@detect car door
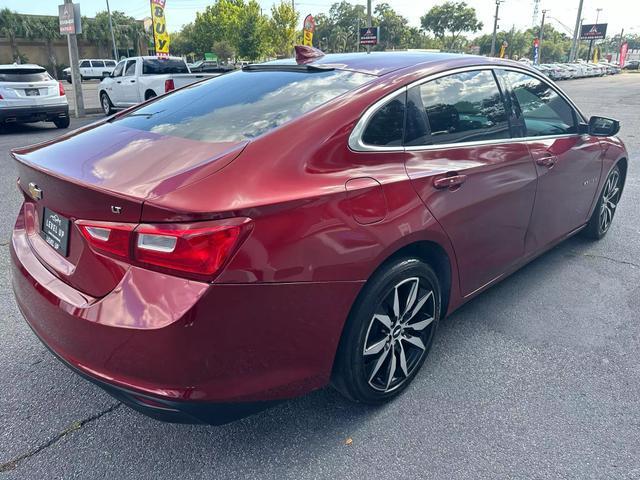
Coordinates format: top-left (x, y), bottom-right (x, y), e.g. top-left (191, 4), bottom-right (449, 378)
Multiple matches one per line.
top-left (496, 69), bottom-right (603, 253)
top-left (78, 60), bottom-right (91, 79)
top-left (90, 60), bottom-right (105, 79)
top-left (105, 60), bottom-right (125, 106)
top-left (403, 68), bottom-right (538, 297)
top-left (114, 59), bottom-right (139, 106)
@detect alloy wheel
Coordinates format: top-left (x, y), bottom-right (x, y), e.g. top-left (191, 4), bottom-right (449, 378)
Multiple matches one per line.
top-left (363, 277), bottom-right (436, 392)
top-left (599, 169), bottom-right (621, 233)
top-left (101, 95), bottom-right (110, 115)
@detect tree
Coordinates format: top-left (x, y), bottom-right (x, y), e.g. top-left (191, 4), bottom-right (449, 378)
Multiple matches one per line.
top-left (421, 1), bottom-right (482, 51)
top-left (28, 17), bottom-right (62, 77)
top-left (193, 0), bottom-right (243, 57)
top-left (270, 1), bottom-right (298, 58)
top-left (212, 40), bottom-right (235, 63)
top-left (374, 3), bottom-right (408, 50)
top-left (0, 8), bottom-right (35, 62)
top-left (236, 0), bottom-right (270, 60)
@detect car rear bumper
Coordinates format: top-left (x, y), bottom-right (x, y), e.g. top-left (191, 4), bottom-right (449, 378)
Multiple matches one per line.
top-left (0, 104), bottom-right (69, 124)
top-left (11, 210), bottom-right (362, 423)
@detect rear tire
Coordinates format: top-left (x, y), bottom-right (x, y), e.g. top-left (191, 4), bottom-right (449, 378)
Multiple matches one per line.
top-left (145, 90), bottom-right (157, 101)
top-left (100, 92), bottom-right (114, 116)
top-left (53, 117), bottom-right (70, 129)
top-left (332, 257), bottom-right (441, 404)
top-left (582, 165), bottom-right (622, 240)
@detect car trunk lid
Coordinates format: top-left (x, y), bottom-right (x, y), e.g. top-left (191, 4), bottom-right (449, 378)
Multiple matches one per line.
top-left (12, 121), bottom-right (247, 297)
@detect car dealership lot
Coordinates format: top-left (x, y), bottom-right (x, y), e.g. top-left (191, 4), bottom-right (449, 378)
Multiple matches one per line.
top-left (1, 74), bottom-right (639, 479)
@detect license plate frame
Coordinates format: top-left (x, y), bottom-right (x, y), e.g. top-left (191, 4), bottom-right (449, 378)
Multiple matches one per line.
top-left (25, 88), bottom-right (40, 96)
top-left (40, 208), bottom-right (70, 257)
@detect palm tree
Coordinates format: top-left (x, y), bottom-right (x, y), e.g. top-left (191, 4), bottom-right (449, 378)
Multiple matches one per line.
top-left (0, 9), bottom-right (32, 62)
top-left (28, 17), bottom-right (62, 77)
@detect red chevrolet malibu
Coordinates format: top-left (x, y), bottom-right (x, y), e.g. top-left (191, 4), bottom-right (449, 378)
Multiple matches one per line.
top-left (11, 50), bottom-right (627, 424)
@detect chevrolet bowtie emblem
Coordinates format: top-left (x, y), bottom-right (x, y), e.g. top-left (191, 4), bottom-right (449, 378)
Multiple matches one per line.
top-left (28, 182), bottom-right (43, 200)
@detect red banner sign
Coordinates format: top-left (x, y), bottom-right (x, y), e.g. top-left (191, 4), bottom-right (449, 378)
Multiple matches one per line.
top-left (619, 42), bottom-right (629, 68)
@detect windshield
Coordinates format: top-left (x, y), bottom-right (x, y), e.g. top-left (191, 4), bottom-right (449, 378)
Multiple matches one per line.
top-left (0, 68), bottom-right (51, 82)
top-left (142, 58), bottom-right (189, 75)
top-left (113, 68), bottom-right (374, 143)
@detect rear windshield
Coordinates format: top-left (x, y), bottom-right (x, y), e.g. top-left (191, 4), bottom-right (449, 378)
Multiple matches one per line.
top-left (113, 68), bottom-right (373, 142)
top-left (142, 59), bottom-right (189, 75)
top-left (0, 68), bottom-right (51, 82)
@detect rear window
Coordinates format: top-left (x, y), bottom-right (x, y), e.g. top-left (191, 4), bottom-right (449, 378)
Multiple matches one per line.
top-left (91, 60), bottom-right (105, 67)
top-left (114, 68), bottom-right (373, 142)
top-left (142, 59), bottom-right (189, 75)
top-left (0, 68), bottom-right (51, 82)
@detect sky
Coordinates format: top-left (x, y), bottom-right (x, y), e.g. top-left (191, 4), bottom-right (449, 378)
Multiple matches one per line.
top-left (2, 0), bottom-right (639, 37)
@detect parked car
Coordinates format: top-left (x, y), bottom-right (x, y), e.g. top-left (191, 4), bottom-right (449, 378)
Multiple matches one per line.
top-left (623, 60), bottom-right (639, 70)
top-left (189, 60), bottom-right (235, 74)
top-left (0, 63), bottom-right (69, 128)
top-left (98, 56), bottom-right (217, 115)
top-left (11, 51), bottom-right (627, 424)
top-left (63, 59), bottom-right (117, 83)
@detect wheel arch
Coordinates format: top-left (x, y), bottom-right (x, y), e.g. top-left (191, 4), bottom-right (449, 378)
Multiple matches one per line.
top-left (144, 89), bottom-right (157, 100)
top-left (616, 156), bottom-right (628, 195)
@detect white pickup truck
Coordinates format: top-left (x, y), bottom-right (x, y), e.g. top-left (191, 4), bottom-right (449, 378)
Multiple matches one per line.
top-left (98, 56), bottom-right (217, 115)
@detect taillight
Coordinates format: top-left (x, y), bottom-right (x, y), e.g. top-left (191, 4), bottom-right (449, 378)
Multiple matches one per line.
top-left (77, 218), bottom-right (251, 281)
top-left (77, 221), bottom-right (135, 259)
top-left (164, 79), bottom-right (175, 93)
top-left (58, 81), bottom-right (65, 96)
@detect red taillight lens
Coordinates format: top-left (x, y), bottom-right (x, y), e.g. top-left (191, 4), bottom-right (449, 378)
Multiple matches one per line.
top-left (164, 79), bottom-right (175, 93)
top-left (76, 218), bottom-right (251, 280)
top-left (134, 222), bottom-right (243, 278)
top-left (77, 221), bottom-right (135, 259)
top-left (58, 81), bottom-right (65, 96)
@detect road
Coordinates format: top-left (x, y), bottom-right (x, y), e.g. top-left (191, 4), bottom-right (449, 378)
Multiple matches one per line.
top-left (62, 80), bottom-right (102, 114)
top-left (1, 75), bottom-right (639, 479)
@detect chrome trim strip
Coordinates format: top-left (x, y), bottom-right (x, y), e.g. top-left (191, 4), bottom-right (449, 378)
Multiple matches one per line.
top-left (348, 63), bottom-right (588, 154)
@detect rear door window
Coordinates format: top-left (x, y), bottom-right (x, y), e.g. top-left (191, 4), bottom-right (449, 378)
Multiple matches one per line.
top-left (497, 70), bottom-right (577, 137)
top-left (0, 68), bottom-right (51, 82)
top-left (91, 60), bottom-right (105, 68)
top-left (114, 68), bottom-right (373, 142)
top-left (105, 60), bottom-right (116, 67)
top-left (79, 60), bottom-right (91, 68)
top-left (361, 95), bottom-right (406, 147)
top-left (412, 70), bottom-right (510, 145)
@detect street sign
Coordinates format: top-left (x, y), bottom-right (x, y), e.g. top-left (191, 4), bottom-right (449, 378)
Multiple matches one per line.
top-left (359, 27), bottom-right (379, 46)
top-left (580, 23), bottom-right (607, 40)
top-left (58, 3), bottom-right (82, 35)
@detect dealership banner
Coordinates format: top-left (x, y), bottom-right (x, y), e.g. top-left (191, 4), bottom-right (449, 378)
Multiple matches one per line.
top-left (580, 23), bottom-right (607, 40)
top-left (150, 0), bottom-right (170, 57)
top-left (359, 27), bottom-right (379, 46)
top-left (619, 42), bottom-right (629, 68)
top-left (303, 15), bottom-right (315, 47)
top-left (58, 2), bottom-right (82, 35)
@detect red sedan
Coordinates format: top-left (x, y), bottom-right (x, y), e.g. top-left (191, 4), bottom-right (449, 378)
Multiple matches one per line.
top-left (11, 50), bottom-right (627, 424)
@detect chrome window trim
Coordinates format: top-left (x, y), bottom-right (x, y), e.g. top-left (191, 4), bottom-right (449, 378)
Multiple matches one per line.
top-left (348, 63), bottom-right (587, 154)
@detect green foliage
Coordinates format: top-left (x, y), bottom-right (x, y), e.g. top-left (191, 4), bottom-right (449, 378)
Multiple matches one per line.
top-left (82, 11), bottom-right (149, 58)
top-left (270, 1), bottom-right (298, 57)
top-left (421, 1), bottom-right (482, 51)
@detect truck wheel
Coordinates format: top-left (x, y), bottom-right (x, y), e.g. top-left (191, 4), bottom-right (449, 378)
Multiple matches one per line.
top-left (145, 91), bottom-right (157, 101)
top-left (53, 117), bottom-right (70, 129)
top-left (100, 92), bottom-right (114, 116)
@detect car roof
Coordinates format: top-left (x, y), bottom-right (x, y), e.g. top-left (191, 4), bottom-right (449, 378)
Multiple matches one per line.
top-left (264, 51), bottom-right (524, 76)
top-left (0, 63), bottom-right (45, 70)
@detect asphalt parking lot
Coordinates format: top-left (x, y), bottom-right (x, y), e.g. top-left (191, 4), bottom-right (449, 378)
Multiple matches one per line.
top-left (1, 74), bottom-right (639, 479)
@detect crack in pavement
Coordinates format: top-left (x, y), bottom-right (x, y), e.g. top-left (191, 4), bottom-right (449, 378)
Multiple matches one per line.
top-left (581, 253), bottom-right (640, 269)
top-left (0, 403), bottom-right (122, 473)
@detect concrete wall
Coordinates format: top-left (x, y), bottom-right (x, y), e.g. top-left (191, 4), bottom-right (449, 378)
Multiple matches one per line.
top-left (0, 38), bottom-right (104, 66)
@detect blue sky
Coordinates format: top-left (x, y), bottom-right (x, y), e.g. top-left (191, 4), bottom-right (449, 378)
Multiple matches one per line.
top-left (2, 0), bottom-right (638, 36)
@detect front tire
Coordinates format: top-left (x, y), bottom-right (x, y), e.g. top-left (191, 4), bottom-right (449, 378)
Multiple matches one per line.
top-left (100, 92), bottom-right (114, 116)
top-left (582, 165), bottom-right (622, 239)
top-left (332, 258), bottom-right (441, 404)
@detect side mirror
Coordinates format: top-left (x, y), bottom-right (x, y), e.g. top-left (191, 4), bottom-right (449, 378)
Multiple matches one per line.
top-left (588, 116), bottom-right (620, 137)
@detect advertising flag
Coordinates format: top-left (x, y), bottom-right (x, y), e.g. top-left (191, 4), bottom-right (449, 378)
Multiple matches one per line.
top-left (150, 0), bottom-right (170, 57)
top-left (619, 42), bottom-right (629, 68)
top-left (303, 15), bottom-right (315, 47)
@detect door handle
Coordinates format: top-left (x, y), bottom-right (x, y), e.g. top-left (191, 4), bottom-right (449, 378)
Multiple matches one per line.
top-left (116, 80), bottom-right (121, 84)
top-left (130, 80), bottom-right (136, 83)
top-left (434, 174), bottom-right (467, 190)
top-left (535, 155), bottom-right (557, 168)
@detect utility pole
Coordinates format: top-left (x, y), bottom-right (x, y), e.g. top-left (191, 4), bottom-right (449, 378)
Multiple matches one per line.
top-left (65, 0), bottom-right (84, 117)
top-left (586, 8), bottom-right (602, 62)
top-left (490, 1), bottom-right (502, 57)
top-left (539, 9), bottom-right (547, 64)
top-left (106, 0), bottom-right (118, 60)
top-left (366, 0), bottom-right (372, 54)
top-left (569, 0), bottom-right (584, 62)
